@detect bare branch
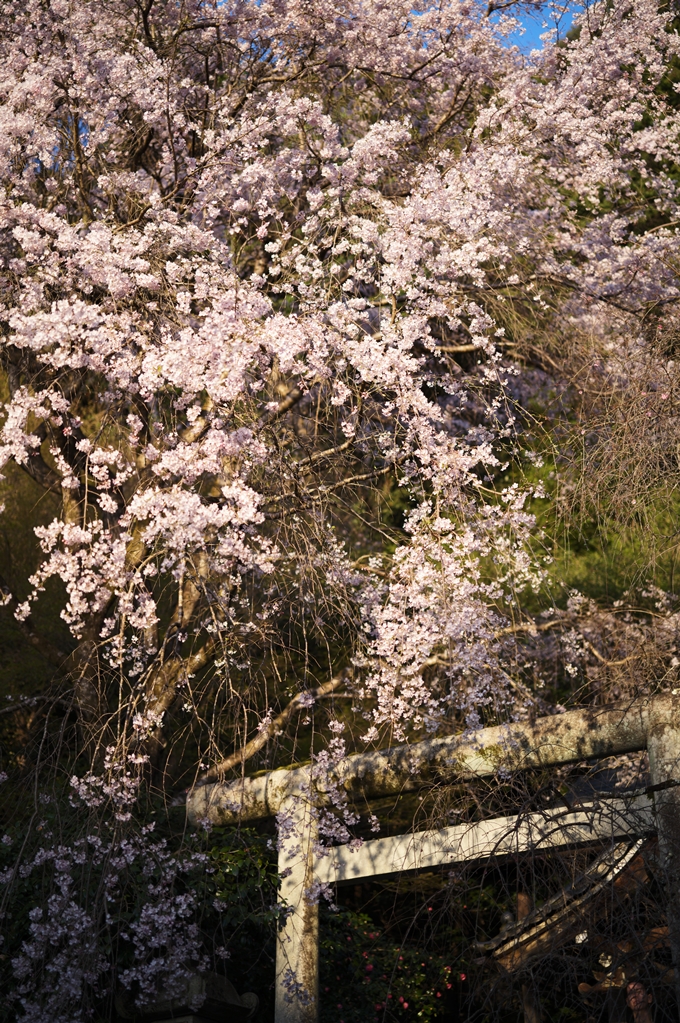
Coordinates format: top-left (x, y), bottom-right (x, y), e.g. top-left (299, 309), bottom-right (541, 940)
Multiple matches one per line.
top-left (200, 670), bottom-right (348, 783)
top-left (435, 342), bottom-right (517, 353)
top-left (294, 437), bottom-right (353, 469)
top-left (256, 386), bottom-right (304, 429)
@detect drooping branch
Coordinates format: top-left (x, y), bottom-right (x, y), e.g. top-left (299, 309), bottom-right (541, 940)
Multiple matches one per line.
top-left (0, 575), bottom-right (68, 669)
top-left (139, 637), bottom-right (218, 757)
top-left (256, 385), bottom-right (304, 429)
top-left (199, 670), bottom-right (349, 784)
top-left (9, 422), bottom-right (62, 493)
top-left (0, 693), bottom-right (71, 716)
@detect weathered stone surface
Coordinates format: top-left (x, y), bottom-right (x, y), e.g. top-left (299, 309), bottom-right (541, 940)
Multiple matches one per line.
top-left (647, 697), bottom-right (680, 1012)
top-left (275, 796), bottom-right (319, 1023)
top-left (187, 696), bottom-right (665, 825)
top-left (314, 795), bottom-right (654, 886)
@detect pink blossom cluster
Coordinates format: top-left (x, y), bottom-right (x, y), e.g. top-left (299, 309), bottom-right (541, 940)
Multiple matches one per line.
top-left (0, 0), bottom-right (679, 1010)
top-left (359, 491), bottom-right (541, 740)
top-left (3, 760), bottom-right (209, 1023)
top-left (0, 0), bottom-right (676, 699)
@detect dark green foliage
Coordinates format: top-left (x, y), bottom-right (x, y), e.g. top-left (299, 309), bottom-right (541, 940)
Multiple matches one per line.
top-left (204, 827), bottom-right (282, 1014)
top-left (319, 906), bottom-right (451, 1023)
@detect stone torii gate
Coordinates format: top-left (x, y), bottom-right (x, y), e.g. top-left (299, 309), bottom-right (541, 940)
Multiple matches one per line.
top-left (187, 695), bottom-right (680, 1023)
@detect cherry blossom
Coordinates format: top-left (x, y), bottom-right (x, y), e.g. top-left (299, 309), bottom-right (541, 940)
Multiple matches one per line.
top-left (0, 0), bottom-right (678, 1016)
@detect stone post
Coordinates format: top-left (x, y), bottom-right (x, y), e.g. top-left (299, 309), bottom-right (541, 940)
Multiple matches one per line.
top-left (275, 794), bottom-right (320, 1023)
top-left (647, 698), bottom-right (680, 1019)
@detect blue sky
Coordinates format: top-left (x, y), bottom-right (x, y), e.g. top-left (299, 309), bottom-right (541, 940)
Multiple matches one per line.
top-left (493, 3), bottom-right (576, 53)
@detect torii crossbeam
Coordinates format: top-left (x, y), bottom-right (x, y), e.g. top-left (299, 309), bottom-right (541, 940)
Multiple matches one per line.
top-left (187, 694), bottom-right (680, 1023)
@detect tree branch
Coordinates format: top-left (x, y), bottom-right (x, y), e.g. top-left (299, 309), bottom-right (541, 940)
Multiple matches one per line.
top-left (199, 670), bottom-right (348, 783)
top-left (265, 462), bottom-right (395, 506)
top-left (434, 342), bottom-right (517, 354)
top-left (294, 437), bottom-right (354, 469)
top-left (9, 422), bottom-right (62, 492)
top-left (0, 575), bottom-right (68, 668)
top-left (146, 639), bottom-right (216, 720)
top-left (0, 694), bottom-right (73, 716)
top-left (256, 385), bottom-right (303, 429)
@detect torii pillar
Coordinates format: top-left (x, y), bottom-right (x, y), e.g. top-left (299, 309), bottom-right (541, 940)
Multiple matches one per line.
top-left (188, 694), bottom-right (680, 1022)
top-left (648, 698), bottom-right (680, 1005)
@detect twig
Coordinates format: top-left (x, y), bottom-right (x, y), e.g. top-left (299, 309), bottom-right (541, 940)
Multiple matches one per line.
top-left (0, 695), bottom-right (55, 716)
top-left (199, 671), bottom-right (348, 783)
top-left (582, 639), bottom-right (637, 668)
top-left (265, 462), bottom-right (395, 505)
top-left (294, 437), bottom-right (354, 469)
top-left (496, 619), bottom-right (563, 637)
top-left (435, 342), bottom-right (517, 353)
top-left (257, 386), bottom-right (304, 429)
